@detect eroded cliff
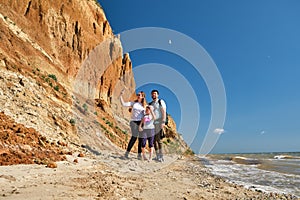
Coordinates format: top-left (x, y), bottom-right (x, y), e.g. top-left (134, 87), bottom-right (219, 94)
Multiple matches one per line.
top-left (0, 0), bottom-right (192, 165)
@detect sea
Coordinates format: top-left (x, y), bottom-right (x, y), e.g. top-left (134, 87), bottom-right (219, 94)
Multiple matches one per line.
top-left (201, 152), bottom-right (300, 197)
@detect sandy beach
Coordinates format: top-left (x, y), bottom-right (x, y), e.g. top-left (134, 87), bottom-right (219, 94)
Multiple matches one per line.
top-left (1, 151), bottom-right (298, 200)
top-left (1, 1), bottom-right (299, 199)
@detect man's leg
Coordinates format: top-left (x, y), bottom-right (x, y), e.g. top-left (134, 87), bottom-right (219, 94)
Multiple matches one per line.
top-left (157, 129), bottom-right (164, 162)
top-left (154, 123), bottom-right (164, 161)
top-left (153, 124), bottom-right (160, 159)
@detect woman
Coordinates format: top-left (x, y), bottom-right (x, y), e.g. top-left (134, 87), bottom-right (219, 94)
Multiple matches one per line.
top-left (120, 90), bottom-right (146, 159)
top-left (139, 105), bottom-right (156, 161)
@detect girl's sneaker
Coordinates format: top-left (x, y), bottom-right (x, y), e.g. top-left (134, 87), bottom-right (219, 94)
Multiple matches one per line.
top-left (142, 154), bottom-right (148, 161)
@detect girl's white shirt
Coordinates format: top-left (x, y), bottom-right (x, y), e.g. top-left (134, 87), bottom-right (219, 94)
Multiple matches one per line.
top-left (143, 114), bottom-right (155, 129)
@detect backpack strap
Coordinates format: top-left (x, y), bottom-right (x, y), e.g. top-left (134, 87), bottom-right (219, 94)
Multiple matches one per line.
top-left (149, 99), bottom-right (162, 106)
top-left (158, 99), bottom-right (162, 107)
top-left (149, 99), bottom-right (163, 109)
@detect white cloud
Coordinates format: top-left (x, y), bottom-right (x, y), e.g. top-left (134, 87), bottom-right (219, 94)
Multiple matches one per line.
top-left (214, 128), bottom-right (225, 134)
top-left (260, 130), bottom-right (266, 135)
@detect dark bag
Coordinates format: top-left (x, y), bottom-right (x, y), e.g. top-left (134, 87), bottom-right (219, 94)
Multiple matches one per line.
top-left (160, 129), bottom-right (166, 139)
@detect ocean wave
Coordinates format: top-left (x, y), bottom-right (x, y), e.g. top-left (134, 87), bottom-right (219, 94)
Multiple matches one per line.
top-left (231, 156), bottom-right (261, 165)
top-left (205, 158), bottom-right (300, 198)
top-left (274, 155), bottom-right (300, 159)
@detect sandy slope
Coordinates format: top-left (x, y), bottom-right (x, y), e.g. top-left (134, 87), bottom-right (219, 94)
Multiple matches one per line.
top-left (0, 151), bottom-right (298, 200)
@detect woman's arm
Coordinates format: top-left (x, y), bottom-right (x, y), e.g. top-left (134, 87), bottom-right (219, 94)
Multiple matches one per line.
top-left (120, 94), bottom-right (132, 107)
top-left (139, 118), bottom-right (144, 132)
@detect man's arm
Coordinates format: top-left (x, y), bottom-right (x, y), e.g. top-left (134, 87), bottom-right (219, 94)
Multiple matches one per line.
top-left (160, 106), bottom-right (166, 123)
top-left (160, 99), bottom-right (167, 125)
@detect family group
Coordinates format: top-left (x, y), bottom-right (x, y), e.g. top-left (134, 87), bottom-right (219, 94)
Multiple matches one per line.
top-left (120, 90), bottom-right (167, 162)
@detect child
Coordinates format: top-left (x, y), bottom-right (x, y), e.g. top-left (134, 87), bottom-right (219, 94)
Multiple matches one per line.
top-left (139, 105), bottom-right (156, 161)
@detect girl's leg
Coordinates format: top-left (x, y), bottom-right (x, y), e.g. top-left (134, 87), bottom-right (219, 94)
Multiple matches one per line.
top-left (141, 134), bottom-right (147, 161)
top-left (142, 147), bottom-right (147, 161)
top-left (148, 129), bottom-right (155, 161)
top-left (149, 147), bottom-right (154, 161)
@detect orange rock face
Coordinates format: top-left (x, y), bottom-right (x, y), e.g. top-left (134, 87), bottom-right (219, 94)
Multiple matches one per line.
top-left (0, 0), bottom-right (192, 165)
top-left (0, 0), bottom-right (112, 78)
top-left (0, 0), bottom-right (137, 163)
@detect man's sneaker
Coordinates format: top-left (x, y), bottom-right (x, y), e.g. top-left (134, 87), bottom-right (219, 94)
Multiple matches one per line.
top-left (154, 155), bottom-right (163, 162)
top-left (158, 156), bottom-right (164, 163)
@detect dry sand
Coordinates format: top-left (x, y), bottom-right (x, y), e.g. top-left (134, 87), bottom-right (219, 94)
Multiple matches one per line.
top-left (0, 151), bottom-right (298, 200)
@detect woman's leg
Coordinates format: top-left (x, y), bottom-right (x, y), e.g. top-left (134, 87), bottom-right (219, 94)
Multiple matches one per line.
top-left (125, 136), bottom-right (137, 157)
top-left (124, 121), bottom-right (140, 157)
top-left (138, 136), bottom-right (143, 156)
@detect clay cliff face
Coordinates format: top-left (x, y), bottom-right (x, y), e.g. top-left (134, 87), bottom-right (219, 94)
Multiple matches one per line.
top-left (0, 0), bottom-right (135, 159)
top-left (0, 0), bottom-right (136, 115)
top-left (0, 0), bottom-right (111, 77)
top-left (0, 0), bottom-right (192, 165)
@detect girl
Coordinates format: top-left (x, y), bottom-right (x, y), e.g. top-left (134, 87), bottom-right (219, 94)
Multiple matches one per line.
top-left (139, 105), bottom-right (156, 161)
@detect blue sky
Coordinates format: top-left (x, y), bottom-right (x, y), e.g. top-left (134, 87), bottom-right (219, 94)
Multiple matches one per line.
top-left (98, 0), bottom-right (300, 154)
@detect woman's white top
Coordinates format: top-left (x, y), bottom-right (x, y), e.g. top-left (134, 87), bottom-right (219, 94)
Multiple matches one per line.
top-left (122, 101), bottom-right (145, 121)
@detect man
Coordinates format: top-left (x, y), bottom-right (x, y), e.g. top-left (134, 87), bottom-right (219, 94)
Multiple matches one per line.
top-left (149, 89), bottom-right (167, 162)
